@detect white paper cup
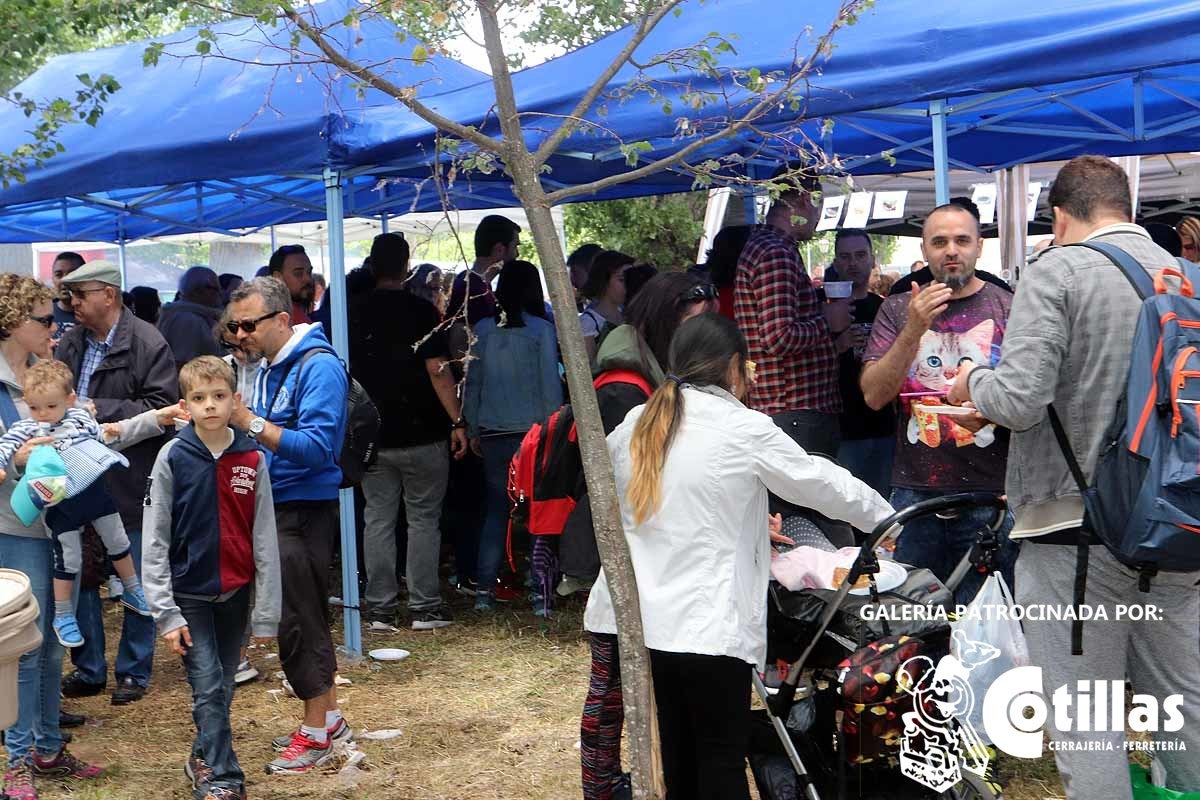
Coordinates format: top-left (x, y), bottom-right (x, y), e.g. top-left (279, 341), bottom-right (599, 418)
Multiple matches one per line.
top-left (824, 281), bottom-right (853, 299)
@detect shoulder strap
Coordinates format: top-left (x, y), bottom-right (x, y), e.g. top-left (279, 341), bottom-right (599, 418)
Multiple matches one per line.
top-left (0, 386), bottom-right (19, 429)
top-left (1068, 240), bottom-right (1155, 300)
top-left (265, 347), bottom-right (347, 420)
top-left (1046, 406), bottom-right (1089, 496)
top-left (594, 369), bottom-right (653, 398)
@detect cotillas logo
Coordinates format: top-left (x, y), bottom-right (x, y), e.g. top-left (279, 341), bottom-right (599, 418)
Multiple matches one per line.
top-left (897, 631), bottom-right (1185, 792)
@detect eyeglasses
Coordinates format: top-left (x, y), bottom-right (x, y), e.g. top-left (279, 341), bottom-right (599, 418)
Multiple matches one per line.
top-left (27, 314), bottom-right (54, 328)
top-left (67, 287), bottom-right (108, 300)
top-left (225, 311), bottom-right (281, 335)
top-left (680, 284), bottom-right (718, 303)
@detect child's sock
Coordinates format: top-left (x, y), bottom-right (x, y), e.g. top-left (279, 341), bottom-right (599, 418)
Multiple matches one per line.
top-left (54, 600), bottom-right (73, 618)
top-left (120, 574), bottom-right (140, 592)
top-left (325, 709), bottom-right (343, 729)
top-left (300, 724), bottom-right (329, 745)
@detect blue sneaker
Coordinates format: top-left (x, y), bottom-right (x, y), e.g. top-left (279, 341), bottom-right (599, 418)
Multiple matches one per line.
top-left (120, 586), bottom-right (152, 617)
top-left (474, 591), bottom-right (495, 612)
top-left (53, 614), bottom-right (85, 648)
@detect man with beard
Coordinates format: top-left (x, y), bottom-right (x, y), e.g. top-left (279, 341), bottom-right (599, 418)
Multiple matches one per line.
top-left (267, 245), bottom-right (316, 325)
top-left (860, 204), bottom-right (1018, 604)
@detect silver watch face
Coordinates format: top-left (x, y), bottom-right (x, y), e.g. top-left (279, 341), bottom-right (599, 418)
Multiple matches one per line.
top-left (249, 418), bottom-right (266, 435)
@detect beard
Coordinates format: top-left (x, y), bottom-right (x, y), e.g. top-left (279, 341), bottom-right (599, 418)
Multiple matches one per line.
top-left (934, 265), bottom-right (975, 291)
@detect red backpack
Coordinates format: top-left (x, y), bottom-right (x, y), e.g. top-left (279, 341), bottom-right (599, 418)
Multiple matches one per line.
top-left (506, 370), bottom-right (653, 566)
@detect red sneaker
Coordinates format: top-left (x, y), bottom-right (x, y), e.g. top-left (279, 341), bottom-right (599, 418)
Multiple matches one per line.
top-left (2, 762), bottom-right (36, 800)
top-left (265, 731), bottom-right (334, 775)
top-left (30, 748), bottom-right (102, 779)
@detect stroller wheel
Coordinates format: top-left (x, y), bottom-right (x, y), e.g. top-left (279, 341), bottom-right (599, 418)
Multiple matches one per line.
top-left (941, 771), bottom-right (1001, 800)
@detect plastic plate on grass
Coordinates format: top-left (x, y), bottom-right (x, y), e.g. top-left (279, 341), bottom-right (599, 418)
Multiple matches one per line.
top-left (913, 403), bottom-right (976, 417)
top-left (368, 648), bottom-right (410, 662)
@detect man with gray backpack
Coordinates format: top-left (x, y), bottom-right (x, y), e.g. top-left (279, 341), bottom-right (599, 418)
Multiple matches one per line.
top-left (950, 155), bottom-right (1200, 799)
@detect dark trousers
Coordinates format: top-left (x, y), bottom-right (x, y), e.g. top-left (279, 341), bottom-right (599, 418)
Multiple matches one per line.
top-left (649, 650), bottom-right (752, 800)
top-left (71, 527), bottom-right (154, 688)
top-left (581, 632), bottom-right (624, 800)
top-left (770, 410), bottom-right (841, 458)
top-left (177, 587), bottom-right (250, 792)
top-left (276, 500), bottom-right (338, 700)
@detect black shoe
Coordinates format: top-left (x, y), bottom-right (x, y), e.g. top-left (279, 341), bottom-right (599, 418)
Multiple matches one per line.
top-left (61, 730), bottom-right (73, 744)
top-left (59, 710), bottom-right (85, 728)
top-left (60, 670), bottom-right (105, 698)
top-left (110, 676), bottom-right (146, 706)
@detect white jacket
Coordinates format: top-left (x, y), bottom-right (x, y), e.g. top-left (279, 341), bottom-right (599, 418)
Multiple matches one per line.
top-left (583, 385), bottom-right (894, 668)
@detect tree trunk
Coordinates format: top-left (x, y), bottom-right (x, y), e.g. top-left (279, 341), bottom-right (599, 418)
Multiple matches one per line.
top-left (508, 160), bottom-right (664, 800)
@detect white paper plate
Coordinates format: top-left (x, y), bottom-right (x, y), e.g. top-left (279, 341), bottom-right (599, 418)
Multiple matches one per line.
top-left (368, 648), bottom-right (410, 662)
top-left (841, 559), bottom-right (907, 596)
top-left (913, 403), bottom-right (975, 417)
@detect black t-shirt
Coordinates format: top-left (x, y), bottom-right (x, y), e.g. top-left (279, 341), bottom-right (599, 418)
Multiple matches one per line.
top-left (838, 293), bottom-right (895, 441)
top-left (889, 267), bottom-right (1011, 296)
top-left (349, 289), bottom-right (450, 449)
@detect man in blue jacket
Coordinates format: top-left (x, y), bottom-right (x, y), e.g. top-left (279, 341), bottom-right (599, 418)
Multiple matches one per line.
top-left (225, 277), bottom-right (350, 775)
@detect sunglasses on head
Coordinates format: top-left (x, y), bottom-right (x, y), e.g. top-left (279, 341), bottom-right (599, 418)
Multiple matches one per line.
top-left (28, 314), bottom-right (54, 328)
top-left (225, 311), bottom-right (281, 335)
top-left (680, 284), bottom-right (718, 303)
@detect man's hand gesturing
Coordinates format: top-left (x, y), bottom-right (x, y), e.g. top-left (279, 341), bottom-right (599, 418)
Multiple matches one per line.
top-left (904, 282), bottom-right (953, 334)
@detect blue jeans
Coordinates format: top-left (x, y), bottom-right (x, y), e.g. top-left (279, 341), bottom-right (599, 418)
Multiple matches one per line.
top-left (890, 487), bottom-right (1018, 606)
top-left (72, 528), bottom-right (154, 687)
top-left (0, 533), bottom-right (64, 764)
top-left (177, 587), bottom-right (250, 792)
top-left (836, 436), bottom-right (895, 498)
top-left (475, 434), bottom-right (524, 593)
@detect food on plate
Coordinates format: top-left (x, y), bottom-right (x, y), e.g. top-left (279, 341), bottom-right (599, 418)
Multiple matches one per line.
top-left (833, 566), bottom-right (872, 591)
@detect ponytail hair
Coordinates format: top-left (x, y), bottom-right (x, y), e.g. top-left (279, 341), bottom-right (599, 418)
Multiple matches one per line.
top-left (626, 313), bottom-right (749, 524)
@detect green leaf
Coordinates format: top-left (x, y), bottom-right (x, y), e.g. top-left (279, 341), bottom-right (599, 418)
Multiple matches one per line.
top-left (196, 40), bottom-right (211, 55)
top-left (412, 44), bottom-right (429, 65)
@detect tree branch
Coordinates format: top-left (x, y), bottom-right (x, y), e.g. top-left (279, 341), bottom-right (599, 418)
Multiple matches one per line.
top-left (280, 2), bottom-right (504, 154)
top-left (531, 0), bottom-right (684, 168)
top-left (544, 2), bottom-right (863, 204)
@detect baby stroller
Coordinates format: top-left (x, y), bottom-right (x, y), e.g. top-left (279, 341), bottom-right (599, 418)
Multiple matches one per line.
top-left (752, 492), bottom-right (1009, 800)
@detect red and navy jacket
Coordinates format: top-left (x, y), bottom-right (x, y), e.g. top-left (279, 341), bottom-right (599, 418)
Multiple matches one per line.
top-left (156, 425), bottom-right (262, 597)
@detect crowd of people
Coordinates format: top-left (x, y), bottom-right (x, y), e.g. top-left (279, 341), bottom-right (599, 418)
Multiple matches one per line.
top-left (0, 158), bottom-right (1197, 800)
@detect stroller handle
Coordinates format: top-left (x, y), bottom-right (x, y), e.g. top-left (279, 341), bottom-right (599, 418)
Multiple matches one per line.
top-left (845, 491), bottom-right (1008, 588)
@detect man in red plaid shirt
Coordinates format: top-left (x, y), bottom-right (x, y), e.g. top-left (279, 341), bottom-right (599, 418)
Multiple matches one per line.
top-left (734, 173), bottom-right (851, 457)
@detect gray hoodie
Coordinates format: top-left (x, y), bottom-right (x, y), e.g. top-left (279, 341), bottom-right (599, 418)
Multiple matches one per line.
top-left (968, 225), bottom-right (1173, 538)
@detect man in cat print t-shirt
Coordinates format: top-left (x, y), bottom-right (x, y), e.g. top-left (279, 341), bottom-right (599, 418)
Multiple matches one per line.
top-left (860, 203), bottom-right (1018, 604)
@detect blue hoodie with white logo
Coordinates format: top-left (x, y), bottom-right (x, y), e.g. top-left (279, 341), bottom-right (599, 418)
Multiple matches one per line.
top-left (250, 323), bottom-right (347, 503)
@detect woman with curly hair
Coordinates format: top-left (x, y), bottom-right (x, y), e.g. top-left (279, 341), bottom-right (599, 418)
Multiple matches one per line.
top-left (0, 273), bottom-right (103, 799)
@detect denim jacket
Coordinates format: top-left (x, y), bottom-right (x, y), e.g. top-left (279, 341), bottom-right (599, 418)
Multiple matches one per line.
top-left (464, 316), bottom-right (563, 437)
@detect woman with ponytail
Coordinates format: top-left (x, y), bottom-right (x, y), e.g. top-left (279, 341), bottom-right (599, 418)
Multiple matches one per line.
top-left (584, 312), bottom-right (893, 800)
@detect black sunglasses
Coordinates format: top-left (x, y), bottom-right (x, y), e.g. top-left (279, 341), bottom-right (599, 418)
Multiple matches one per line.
top-left (680, 284), bottom-right (718, 304)
top-left (67, 287), bottom-right (108, 301)
top-left (28, 314), bottom-right (55, 328)
top-left (225, 311), bottom-right (281, 335)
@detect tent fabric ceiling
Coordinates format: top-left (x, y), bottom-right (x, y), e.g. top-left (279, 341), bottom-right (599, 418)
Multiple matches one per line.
top-left (2, 0), bottom-right (1200, 242)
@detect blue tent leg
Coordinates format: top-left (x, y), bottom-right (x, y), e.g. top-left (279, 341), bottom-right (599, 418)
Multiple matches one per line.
top-left (323, 168), bottom-right (363, 658)
top-left (930, 98), bottom-right (950, 205)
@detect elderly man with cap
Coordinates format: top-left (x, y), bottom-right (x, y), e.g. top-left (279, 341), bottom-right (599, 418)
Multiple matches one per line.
top-left (55, 260), bottom-right (179, 706)
top-left (157, 266), bottom-right (223, 368)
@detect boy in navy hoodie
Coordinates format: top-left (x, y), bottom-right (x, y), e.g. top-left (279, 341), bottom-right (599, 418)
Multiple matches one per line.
top-left (143, 356), bottom-right (281, 800)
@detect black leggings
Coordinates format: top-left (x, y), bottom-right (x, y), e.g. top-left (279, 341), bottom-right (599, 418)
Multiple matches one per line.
top-left (649, 650), bottom-right (752, 800)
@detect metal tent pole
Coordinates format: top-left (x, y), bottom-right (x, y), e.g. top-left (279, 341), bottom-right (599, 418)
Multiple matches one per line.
top-left (930, 99), bottom-right (951, 205)
top-left (269, 225), bottom-right (277, 253)
top-left (379, 214), bottom-right (389, 234)
top-left (323, 168), bottom-right (362, 657)
top-left (117, 221), bottom-right (128, 288)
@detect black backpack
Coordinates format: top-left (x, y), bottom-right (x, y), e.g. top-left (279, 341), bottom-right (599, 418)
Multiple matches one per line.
top-left (266, 347), bottom-right (380, 487)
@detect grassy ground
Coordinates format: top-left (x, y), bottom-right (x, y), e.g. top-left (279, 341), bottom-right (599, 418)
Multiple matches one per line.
top-left (18, 591), bottom-right (1076, 800)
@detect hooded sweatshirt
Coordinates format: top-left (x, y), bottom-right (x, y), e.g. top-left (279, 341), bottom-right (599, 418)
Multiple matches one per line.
top-left (142, 423), bottom-right (281, 637)
top-left (592, 324), bottom-right (664, 432)
top-left (157, 300), bottom-right (222, 368)
top-left (249, 323), bottom-right (347, 503)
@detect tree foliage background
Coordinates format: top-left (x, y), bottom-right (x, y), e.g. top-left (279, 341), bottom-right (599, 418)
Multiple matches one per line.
top-left (565, 192), bottom-right (707, 269)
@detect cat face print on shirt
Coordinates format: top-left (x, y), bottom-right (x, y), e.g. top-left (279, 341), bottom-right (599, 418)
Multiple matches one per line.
top-left (904, 320), bottom-right (1001, 450)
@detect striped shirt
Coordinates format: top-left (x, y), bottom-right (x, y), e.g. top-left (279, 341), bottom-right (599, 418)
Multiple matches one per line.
top-left (77, 324), bottom-right (117, 400)
top-left (733, 225), bottom-right (840, 416)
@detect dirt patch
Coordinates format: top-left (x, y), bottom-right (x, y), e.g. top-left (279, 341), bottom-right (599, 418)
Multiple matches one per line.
top-left (19, 595), bottom-right (1067, 800)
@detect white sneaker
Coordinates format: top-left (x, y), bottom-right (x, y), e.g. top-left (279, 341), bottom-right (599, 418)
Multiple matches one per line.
top-left (234, 660), bottom-right (259, 685)
top-left (105, 576), bottom-right (123, 602)
top-left (366, 620), bottom-right (400, 634)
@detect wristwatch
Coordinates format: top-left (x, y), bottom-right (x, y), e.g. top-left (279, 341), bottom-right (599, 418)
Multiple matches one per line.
top-left (247, 416), bottom-right (267, 440)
